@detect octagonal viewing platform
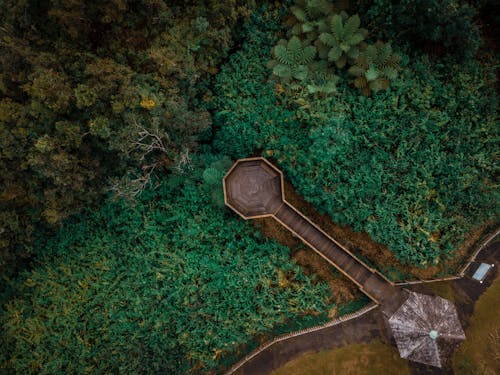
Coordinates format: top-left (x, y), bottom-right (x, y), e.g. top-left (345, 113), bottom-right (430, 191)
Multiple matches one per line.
top-left (223, 158), bottom-right (285, 219)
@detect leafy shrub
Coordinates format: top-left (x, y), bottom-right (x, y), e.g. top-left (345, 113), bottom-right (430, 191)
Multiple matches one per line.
top-left (268, 36), bottom-right (317, 82)
top-left (287, 0), bottom-right (334, 42)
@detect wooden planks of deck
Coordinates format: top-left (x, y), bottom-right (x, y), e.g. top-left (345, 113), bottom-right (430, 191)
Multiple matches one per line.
top-left (223, 158), bottom-right (406, 309)
top-left (274, 202), bottom-right (404, 309)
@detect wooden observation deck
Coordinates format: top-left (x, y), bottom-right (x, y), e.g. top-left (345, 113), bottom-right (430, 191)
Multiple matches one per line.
top-left (223, 157), bottom-right (406, 313)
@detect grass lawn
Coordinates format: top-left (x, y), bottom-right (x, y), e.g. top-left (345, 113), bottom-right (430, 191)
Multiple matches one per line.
top-left (453, 274), bottom-right (500, 375)
top-left (270, 340), bottom-right (410, 375)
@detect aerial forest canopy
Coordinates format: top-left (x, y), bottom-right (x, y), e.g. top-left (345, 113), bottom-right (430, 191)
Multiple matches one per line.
top-left (0, 0), bottom-right (498, 374)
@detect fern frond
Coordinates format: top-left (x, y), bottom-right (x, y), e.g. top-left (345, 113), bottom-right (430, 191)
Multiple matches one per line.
top-left (273, 64), bottom-right (293, 80)
top-left (365, 45), bottom-right (377, 65)
top-left (202, 168), bottom-right (223, 185)
top-left (335, 54), bottom-right (347, 68)
top-left (292, 65), bottom-right (309, 81)
top-left (303, 45), bottom-right (317, 64)
top-left (291, 6), bottom-right (308, 22)
top-left (348, 65), bottom-right (365, 77)
top-left (302, 22), bottom-right (315, 33)
top-left (305, 0), bottom-right (332, 19)
top-left (365, 67), bottom-right (379, 81)
top-left (347, 47), bottom-right (360, 59)
top-left (382, 66), bottom-right (398, 80)
top-left (348, 33), bottom-right (364, 45)
top-left (343, 14), bottom-right (360, 38)
top-left (328, 45), bottom-right (342, 62)
top-left (370, 78), bottom-right (390, 92)
top-left (274, 44), bottom-right (289, 65)
top-left (354, 76), bottom-right (367, 89)
top-left (386, 54), bottom-right (401, 68)
top-left (319, 32), bottom-right (337, 47)
top-left (330, 14), bottom-right (344, 39)
top-left (287, 36), bottom-right (303, 63)
top-left (378, 43), bottom-right (392, 66)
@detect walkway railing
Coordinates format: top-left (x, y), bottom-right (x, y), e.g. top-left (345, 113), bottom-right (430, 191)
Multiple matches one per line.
top-left (394, 227), bottom-right (500, 286)
top-left (225, 303), bottom-right (379, 375)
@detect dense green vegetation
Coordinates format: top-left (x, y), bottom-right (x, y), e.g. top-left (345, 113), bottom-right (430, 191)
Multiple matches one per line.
top-left (212, 0), bottom-right (498, 266)
top-left (0, 0), bottom-right (257, 278)
top-left (1, 163), bottom-right (334, 373)
top-left (0, 0), bottom-right (498, 373)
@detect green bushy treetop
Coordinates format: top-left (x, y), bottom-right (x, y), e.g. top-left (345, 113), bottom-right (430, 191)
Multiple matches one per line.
top-left (0, 0), bottom-right (257, 278)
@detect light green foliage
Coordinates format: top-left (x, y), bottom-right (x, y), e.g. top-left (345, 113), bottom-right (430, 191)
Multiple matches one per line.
top-left (0, 167), bottom-right (332, 374)
top-left (269, 36), bottom-right (317, 82)
top-left (269, 0), bottom-right (397, 96)
top-left (318, 12), bottom-right (368, 68)
top-left (348, 41), bottom-right (401, 95)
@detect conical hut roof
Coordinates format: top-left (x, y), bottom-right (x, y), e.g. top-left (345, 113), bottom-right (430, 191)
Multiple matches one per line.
top-left (388, 291), bottom-right (465, 368)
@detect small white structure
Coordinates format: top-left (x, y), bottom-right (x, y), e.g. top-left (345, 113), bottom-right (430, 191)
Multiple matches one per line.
top-left (472, 263), bottom-right (493, 283)
top-left (388, 292), bottom-right (465, 368)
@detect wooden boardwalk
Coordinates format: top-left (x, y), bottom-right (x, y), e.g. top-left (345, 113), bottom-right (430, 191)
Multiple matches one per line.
top-left (223, 158), bottom-right (406, 314)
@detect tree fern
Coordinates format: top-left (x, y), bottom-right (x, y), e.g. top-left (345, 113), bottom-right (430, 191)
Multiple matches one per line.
top-left (348, 41), bottom-right (401, 95)
top-left (317, 12), bottom-right (368, 68)
top-left (269, 36), bottom-right (317, 82)
top-left (306, 61), bottom-right (339, 94)
top-left (287, 0), bottom-right (335, 44)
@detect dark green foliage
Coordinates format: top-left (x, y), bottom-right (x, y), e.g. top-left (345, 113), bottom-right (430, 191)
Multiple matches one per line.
top-left (0, 166), bottom-right (333, 374)
top-left (213, 14), bottom-right (498, 266)
top-left (0, 0), bottom-right (257, 277)
top-left (348, 41), bottom-right (401, 95)
top-left (360, 0), bottom-right (482, 60)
